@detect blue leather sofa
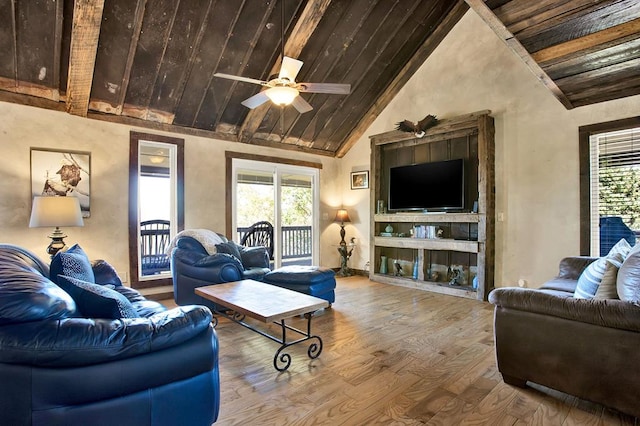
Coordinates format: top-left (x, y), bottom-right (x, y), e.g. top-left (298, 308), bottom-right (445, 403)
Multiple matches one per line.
top-left (171, 235), bottom-right (271, 311)
top-left (0, 244), bottom-right (219, 426)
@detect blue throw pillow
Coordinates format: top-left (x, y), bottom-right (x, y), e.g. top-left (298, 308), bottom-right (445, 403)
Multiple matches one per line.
top-left (57, 275), bottom-right (140, 319)
top-left (91, 259), bottom-right (123, 287)
top-left (215, 241), bottom-right (243, 268)
top-left (50, 244), bottom-right (95, 284)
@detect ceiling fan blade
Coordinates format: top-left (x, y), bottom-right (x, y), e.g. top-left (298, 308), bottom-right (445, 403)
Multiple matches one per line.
top-left (279, 56), bottom-right (304, 82)
top-left (291, 96), bottom-right (313, 114)
top-left (298, 82), bottom-right (351, 95)
top-left (213, 73), bottom-right (266, 86)
top-left (241, 92), bottom-right (270, 109)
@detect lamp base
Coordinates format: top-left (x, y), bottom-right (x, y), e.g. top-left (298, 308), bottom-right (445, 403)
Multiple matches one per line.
top-left (46, 227), bottom-right (67, 258)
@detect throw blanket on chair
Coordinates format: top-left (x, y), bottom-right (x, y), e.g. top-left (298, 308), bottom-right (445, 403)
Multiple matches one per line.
top-left (166, 229), bottom-right (225, 255)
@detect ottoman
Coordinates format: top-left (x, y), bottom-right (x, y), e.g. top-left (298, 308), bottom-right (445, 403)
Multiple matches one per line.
top-left (263, 265), bottom-right (336, 304)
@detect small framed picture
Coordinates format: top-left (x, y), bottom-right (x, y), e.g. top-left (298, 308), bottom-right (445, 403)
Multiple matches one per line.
top-left (31, 148), bottom-right (91, 217)
top-left (350, 171), bottom-right (369, 190)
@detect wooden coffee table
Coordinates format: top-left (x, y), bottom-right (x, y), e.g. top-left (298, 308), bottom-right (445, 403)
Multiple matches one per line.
top-left (195, 279), bottom-right (329, 371)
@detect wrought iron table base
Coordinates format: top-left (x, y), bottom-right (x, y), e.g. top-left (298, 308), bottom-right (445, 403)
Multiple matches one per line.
top-left (213, 309), bottom-right (323, 371)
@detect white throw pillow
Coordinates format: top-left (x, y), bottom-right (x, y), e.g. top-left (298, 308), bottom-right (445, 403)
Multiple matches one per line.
top-left (617, 242), bottom-right (640, 303)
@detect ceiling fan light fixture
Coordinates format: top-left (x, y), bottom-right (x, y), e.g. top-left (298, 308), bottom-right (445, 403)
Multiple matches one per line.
top-left (265, 86), bottom-right (299, 106)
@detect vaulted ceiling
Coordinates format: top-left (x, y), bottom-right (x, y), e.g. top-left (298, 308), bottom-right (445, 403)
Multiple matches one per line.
top-left (1, 0), bottom-right (639, 158)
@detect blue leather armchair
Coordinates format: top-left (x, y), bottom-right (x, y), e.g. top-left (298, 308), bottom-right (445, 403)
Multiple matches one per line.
top-left (0, 244), bottom-right (219, 426)
top-left (171, 235), bottom-right (271, 311)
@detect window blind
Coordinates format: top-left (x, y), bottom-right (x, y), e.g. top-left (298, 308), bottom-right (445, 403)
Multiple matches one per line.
top-left (590, 127), bottom-right (640, 255)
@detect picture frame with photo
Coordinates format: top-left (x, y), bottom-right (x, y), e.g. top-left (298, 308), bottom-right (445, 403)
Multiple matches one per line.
top-left (30, 148), bottom-right (91, 217)
top-left (351, 171), bottom-right (369, 190)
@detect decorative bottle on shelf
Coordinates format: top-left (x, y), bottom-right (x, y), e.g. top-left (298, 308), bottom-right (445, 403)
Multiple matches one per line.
top-left (413, 261), bottom-right (419, 279)
top-left (380, 256), bottom-right (388, 274)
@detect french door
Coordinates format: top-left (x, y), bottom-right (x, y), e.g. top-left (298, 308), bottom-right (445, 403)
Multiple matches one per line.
top-left (232, 159), bottom-right (319, 268)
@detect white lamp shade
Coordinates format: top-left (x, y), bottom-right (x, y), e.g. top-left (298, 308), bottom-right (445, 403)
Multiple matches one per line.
top-left (29, 196), bottom-right (84, 228)
top-left (265, 86), bottom-right (299, 106)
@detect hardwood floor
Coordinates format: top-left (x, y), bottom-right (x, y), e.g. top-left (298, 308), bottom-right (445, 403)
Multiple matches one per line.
top-left (162, 276), bottom-right (637, 425)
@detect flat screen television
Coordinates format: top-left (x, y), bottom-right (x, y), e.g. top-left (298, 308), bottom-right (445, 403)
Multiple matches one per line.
top-left (388, 158), bottom-right (465, 212)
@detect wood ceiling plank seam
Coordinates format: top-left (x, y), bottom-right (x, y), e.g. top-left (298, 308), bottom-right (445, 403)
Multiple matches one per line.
top-left (10, 0), bottom-right (17, 88)
top-left (148, 0), bottom-right (216, 119)
top-left (316, 0), bottom-right (439, 151)
top-left (276, 0), bottom-right (385, 147)
top-left (556, 57), bottom-right (640, 92)
top-left (322, 0), bottom-right (455, 151)
top-left (211, 0), bottom-right (278, 132)
top-left (115, 0), bottom-right (148, 115)
top-left (52, 0), bottom-right (64, 92)
top-left (544, 36), bottom-right (640, 80)
top-left (494, 0), bottom-right (586, 31)
top-left (336, 0), bottom-right (469, 157)
top-left (519, 0), bottom-right (640, 53)
top-left (138, 0), bottom-right (181, 115)
top-left (464, 0), bottom-right (573, 110)
top-left (569, 75), bottom-right (640, 106)
top-left (531, 17), bottom-right (640, 63)
top-left (506, 0), bottom-right (613, 36)
top-left (189, 0), bottom-right (246, 129)
top-left (66, 0), bottom-right (106, 117)
top-left (536, 31), bottom-right (640, 69)
top-left (238, 0), bottom-right (332, 143)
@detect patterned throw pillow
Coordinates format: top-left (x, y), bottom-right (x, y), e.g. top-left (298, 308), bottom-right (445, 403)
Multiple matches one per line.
top-left (50, 244), bottom-right (95, 284)
top-left (57, 275), bottom-right (140, 319)
top-left (575, 239), bottom-right (631, 299)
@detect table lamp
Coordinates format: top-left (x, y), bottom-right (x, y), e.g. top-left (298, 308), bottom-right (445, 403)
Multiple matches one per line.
top-left (334, 208), bottom-right (351, 246)
top-left (29, 196), bottom-right (84, 258)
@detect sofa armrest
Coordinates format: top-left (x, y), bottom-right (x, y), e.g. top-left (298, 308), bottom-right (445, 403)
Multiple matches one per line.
top-left (0, 305), bottom-right (214, 367)
top-left (556, 256), bottom-right (597, 280)
top-left (489, 287), bottom-right (640, 332)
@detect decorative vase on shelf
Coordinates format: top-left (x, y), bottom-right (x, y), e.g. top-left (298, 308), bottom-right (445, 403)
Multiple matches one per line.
top-left (385, 224), bottom-right (393, 233)
top-left (380, 256), bottom-right (388, 274)
top-left (413, 261), bottom-right (419, 279)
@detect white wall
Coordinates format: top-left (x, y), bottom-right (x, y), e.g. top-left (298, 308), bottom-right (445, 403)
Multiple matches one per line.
top-left (341, 9), bottom-right (640, 287)
top-left (0, 102), bottom-right (342, 279)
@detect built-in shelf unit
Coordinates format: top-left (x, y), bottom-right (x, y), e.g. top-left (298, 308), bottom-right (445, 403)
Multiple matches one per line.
top-left (369, 111), bottom-right (495, 300)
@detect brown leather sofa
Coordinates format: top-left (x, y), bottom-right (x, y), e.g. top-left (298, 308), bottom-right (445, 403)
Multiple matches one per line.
top-left (489, 256), bottom-right (640, 419)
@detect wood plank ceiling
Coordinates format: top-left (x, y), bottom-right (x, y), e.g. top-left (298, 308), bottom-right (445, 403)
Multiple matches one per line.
top-left (0, 0), bottom-right (639, 158)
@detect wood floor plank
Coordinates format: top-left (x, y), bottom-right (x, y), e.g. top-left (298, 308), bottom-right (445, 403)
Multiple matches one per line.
top-left (160, 276), bottom-right (637, 425)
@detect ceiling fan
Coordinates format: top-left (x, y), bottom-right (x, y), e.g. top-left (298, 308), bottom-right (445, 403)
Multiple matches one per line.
top-left (213, 56), bottom-right (351, 114)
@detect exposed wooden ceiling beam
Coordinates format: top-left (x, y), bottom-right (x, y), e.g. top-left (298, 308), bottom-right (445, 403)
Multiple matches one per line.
top-left (238, 0), bottom-right (332, 143)
top-left (464, 0), bottom-right (574, 110)
top-left (335, 0), bottom-right (469, 158)
top-left (66, 0), bottom-right (105, 117)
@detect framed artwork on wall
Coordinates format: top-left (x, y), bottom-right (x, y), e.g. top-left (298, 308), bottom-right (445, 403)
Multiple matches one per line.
top-left (351, 171), bottom-right (369, 190)
top-left (30, 148), bottom-right (91, 217)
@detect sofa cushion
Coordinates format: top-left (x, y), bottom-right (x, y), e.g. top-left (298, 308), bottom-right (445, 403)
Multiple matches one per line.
top-left (57, 275), bottom-right (140, 319)
top-left (91, 259), bottom-right (123, 287)
top-left (575, 239), bottom-right (631, 299)
top-left (50, 244), bottom-right (95, 284)
top-left (617, 242), bottom-right (640, 303)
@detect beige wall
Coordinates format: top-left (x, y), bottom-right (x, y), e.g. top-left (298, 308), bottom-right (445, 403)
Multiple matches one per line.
top-left (0, 102), bottom-right (343, 280)
top-left (341, 9), bottom-right (640, 287)
top-left (2, 8), bottom-right (640, 289)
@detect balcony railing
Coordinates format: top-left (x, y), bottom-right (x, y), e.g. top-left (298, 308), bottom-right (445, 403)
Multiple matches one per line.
top-left (236, 225), bottom-right (312, 262)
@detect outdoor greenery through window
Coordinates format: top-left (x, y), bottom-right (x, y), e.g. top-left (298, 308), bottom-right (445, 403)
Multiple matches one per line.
top-left (590, 127), bottom-right (640, 254)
